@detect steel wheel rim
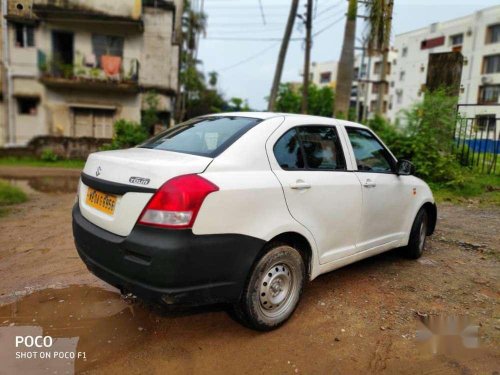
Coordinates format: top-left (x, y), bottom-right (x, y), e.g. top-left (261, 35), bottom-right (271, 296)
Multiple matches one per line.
top-left (258, 262), bottom-right (298, 319)
top-left (419, 215), bottom-right (428, 252)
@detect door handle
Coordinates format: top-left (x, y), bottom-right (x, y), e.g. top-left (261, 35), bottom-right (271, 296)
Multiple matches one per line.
top-left (363, 179), bottom-right (377, 188)
top-left (290, 180), bottom-right (311, 190)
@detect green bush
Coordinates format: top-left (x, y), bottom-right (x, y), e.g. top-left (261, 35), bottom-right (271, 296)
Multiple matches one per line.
top-left (0, 180), bottom-right (27, 206)
top-left (368, 89), bottom-right (464, 184)
top-left (275, 83), bottom-right (334, 117)
top-left (103, 119), bottom-right (149, 150)
top-left (40, 148), bottom-right (59, 162)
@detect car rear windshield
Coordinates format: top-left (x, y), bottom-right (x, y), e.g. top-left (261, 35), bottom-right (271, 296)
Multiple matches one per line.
top-left (140, 116), bottom-right (262, 157)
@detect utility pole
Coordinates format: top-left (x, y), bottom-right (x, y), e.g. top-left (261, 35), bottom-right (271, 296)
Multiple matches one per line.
top-left (268, 0), bottom-right (300, 111)
top-left (301, 0), bottom-right (313, 114)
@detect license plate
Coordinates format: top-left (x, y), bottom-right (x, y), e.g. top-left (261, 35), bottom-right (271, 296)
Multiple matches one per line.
top-left (85, 188), bottom-right (117, 215)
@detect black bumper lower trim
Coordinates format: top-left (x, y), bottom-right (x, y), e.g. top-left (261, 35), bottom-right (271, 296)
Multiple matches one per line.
top-left (72, 204), bottom-right (265, 306)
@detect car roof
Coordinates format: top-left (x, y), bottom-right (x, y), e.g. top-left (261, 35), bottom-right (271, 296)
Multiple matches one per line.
top-left (201, 112), bottom-right (368, 129)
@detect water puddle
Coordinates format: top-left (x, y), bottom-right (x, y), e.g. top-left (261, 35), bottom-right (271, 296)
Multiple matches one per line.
top-left (0, 286), bottom-right (156, 374)
top-left (1, 176), bottom-right (79, 194)
top-left (0, 285), bottom-right (239, 374)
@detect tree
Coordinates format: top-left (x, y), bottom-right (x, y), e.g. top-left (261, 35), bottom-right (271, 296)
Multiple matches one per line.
top-left (276, 83), bottom-right (334, 117)
top-left (208, 71), bottom-right (218, 89)
top-left (365, 0), bottom-right (393, 116)
top-left (334, 0), bottom-right (357, 119)
top-left (268, 0), bottom-right (300, 111)
top-left (141, 91), bottom-right (160, 135)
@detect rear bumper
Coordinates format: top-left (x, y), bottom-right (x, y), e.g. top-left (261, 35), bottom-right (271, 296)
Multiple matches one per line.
top-left (72, 204), bottom-right (264, 306)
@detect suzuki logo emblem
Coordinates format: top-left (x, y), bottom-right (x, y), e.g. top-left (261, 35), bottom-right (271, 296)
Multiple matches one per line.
top-left (96, 166), bottom-right (102, 177)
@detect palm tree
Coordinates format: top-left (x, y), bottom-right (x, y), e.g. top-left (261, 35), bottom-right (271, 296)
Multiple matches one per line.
top-left (334, 0), bottom-right (357, 119)
top-left (268, 0), bottom-right (300, 111)
top-left (365, 0), bottom-right (393, 116)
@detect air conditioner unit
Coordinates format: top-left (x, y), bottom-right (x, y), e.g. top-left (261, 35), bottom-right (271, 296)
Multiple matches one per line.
top-left (7, 0), bottom-right (34, 19)
top-left (481, 76), bottom-right (493, 84)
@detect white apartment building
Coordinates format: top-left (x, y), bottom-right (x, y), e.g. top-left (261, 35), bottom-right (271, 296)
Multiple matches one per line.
top-left (310, 60), bottom-right (338, 88)
top-left (352, 50), bottom-right (397, 121)
top-left (310, 51), bottom-right (396, 121)
top-left (388, 5), bottom-right (500, 126)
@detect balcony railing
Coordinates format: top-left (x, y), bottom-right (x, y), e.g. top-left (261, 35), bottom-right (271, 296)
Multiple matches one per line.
top-left (38, 50), bottom-right (139, 93)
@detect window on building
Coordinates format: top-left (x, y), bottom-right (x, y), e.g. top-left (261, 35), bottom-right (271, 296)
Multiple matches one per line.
top-left (421, 36), bottom-right (445, 49)
top-left (373, 62), bottom-right (390, 75)
top-left (91, 34), bottom-right (124, 67)
top-left (483, 54), bottom-right (500, 74)
top-left (399, 71), bottom-right (405, 81)
top-left (360, 63), bottom-right (367, 77)
top-left (401, 47), bottom-right (408, 57)
top-left (396, 90), bottom-right (403, 105)
top-left (17, 97), bottom-right (38, 115)
top-left (319, 72), bottom-right (331, 84)
top-left (449, 33), bottom-right (464, 46)
top-left (353, 68), bottom-right (359, 79)
top-left (478, 85), bottom-right (500, 104)
top-left (475, 115), bottom-right (496, 132)
top-left (73, 108), bottom-right (115, 138)
top-left (14, 23), bottom-right (34, 47)
top-left (486, 23), bottom-right (500, 44)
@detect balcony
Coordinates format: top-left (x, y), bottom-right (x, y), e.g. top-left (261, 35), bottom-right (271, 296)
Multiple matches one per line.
top-left (38, 51), bottom-right (140, 93)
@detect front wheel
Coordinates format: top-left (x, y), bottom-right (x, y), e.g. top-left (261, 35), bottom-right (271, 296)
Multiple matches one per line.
top-left (233, 243), bottom-right (305, 331)
top-left (403, 208), bottom-right (428, 259)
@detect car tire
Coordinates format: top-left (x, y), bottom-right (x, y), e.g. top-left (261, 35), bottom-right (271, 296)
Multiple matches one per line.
top-left (233, 243), bottom-right (306, 331)
top-left (403, 208), bottom-right (428, 259)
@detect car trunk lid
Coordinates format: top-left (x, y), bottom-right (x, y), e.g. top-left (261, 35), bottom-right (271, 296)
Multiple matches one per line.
top-left (78, 148), bottom-right (213, 236)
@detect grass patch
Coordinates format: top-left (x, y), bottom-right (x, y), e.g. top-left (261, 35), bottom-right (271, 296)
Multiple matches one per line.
top-left (0, 180), bottom-right (28, 208)
top-left (430, 172), bottom-right (500, 206)
top-left (0, 157), bottom-right (85, 169)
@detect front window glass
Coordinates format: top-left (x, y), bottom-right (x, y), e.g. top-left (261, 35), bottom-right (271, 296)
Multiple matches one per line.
top-left (141, 116), bottom-right (261, 157)
top-left (347, 128), bottom-right (394, 173)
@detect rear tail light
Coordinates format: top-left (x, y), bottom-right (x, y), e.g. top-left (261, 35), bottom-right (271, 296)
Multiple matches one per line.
top-left (138, 174), bottom-right (218, 229)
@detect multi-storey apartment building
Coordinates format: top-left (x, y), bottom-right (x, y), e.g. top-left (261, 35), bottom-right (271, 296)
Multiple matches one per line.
top-left (310, 50), bottom-right (396, 121)
top-left (352, 50), bottom-right (397, 121)
top-left (388, 5), bottom-right (500, 126)
top-left (0, 0), bottom-right (182, 146)
top-left (310, 60), bottom-right (338, 88)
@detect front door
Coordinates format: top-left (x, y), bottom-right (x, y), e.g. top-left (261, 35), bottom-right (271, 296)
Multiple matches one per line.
top-left (267, 122), bottom-right (362, 264)
top-left (345, 127), bottom-right (411, 251)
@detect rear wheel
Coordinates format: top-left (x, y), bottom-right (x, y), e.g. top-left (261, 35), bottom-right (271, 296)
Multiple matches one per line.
top-left (233, 243), bottom-right (305, 331)
top-left (403, 208), bottom-right (428, 259)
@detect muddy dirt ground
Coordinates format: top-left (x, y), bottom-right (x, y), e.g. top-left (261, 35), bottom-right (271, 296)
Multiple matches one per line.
top-left (0, 166), bottom-right (499, 374)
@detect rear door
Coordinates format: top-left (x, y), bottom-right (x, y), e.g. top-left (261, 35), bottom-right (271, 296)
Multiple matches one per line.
top-left (267, 119), bottom-right (362, 264)
top-left (345, 126), bottom-right (411, 251)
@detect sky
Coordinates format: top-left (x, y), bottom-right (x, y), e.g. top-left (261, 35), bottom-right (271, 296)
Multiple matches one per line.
top-left (197, 0), bottom-right (500, 110)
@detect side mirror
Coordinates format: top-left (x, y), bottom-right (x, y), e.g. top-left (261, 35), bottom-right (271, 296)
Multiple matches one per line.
top-left (396, 159), bottom-right (415, 176)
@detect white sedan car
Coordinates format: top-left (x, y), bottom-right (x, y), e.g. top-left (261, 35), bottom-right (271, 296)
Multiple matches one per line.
top-left (73, 112), bottom-right (436, 330)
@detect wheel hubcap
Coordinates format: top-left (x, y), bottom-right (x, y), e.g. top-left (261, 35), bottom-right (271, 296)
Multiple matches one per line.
top-left (259, 263), bottom-right (293, 315)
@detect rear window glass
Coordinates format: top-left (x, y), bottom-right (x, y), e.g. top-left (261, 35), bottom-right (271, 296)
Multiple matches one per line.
top-left (140, 116), bottom-right (262, 157)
